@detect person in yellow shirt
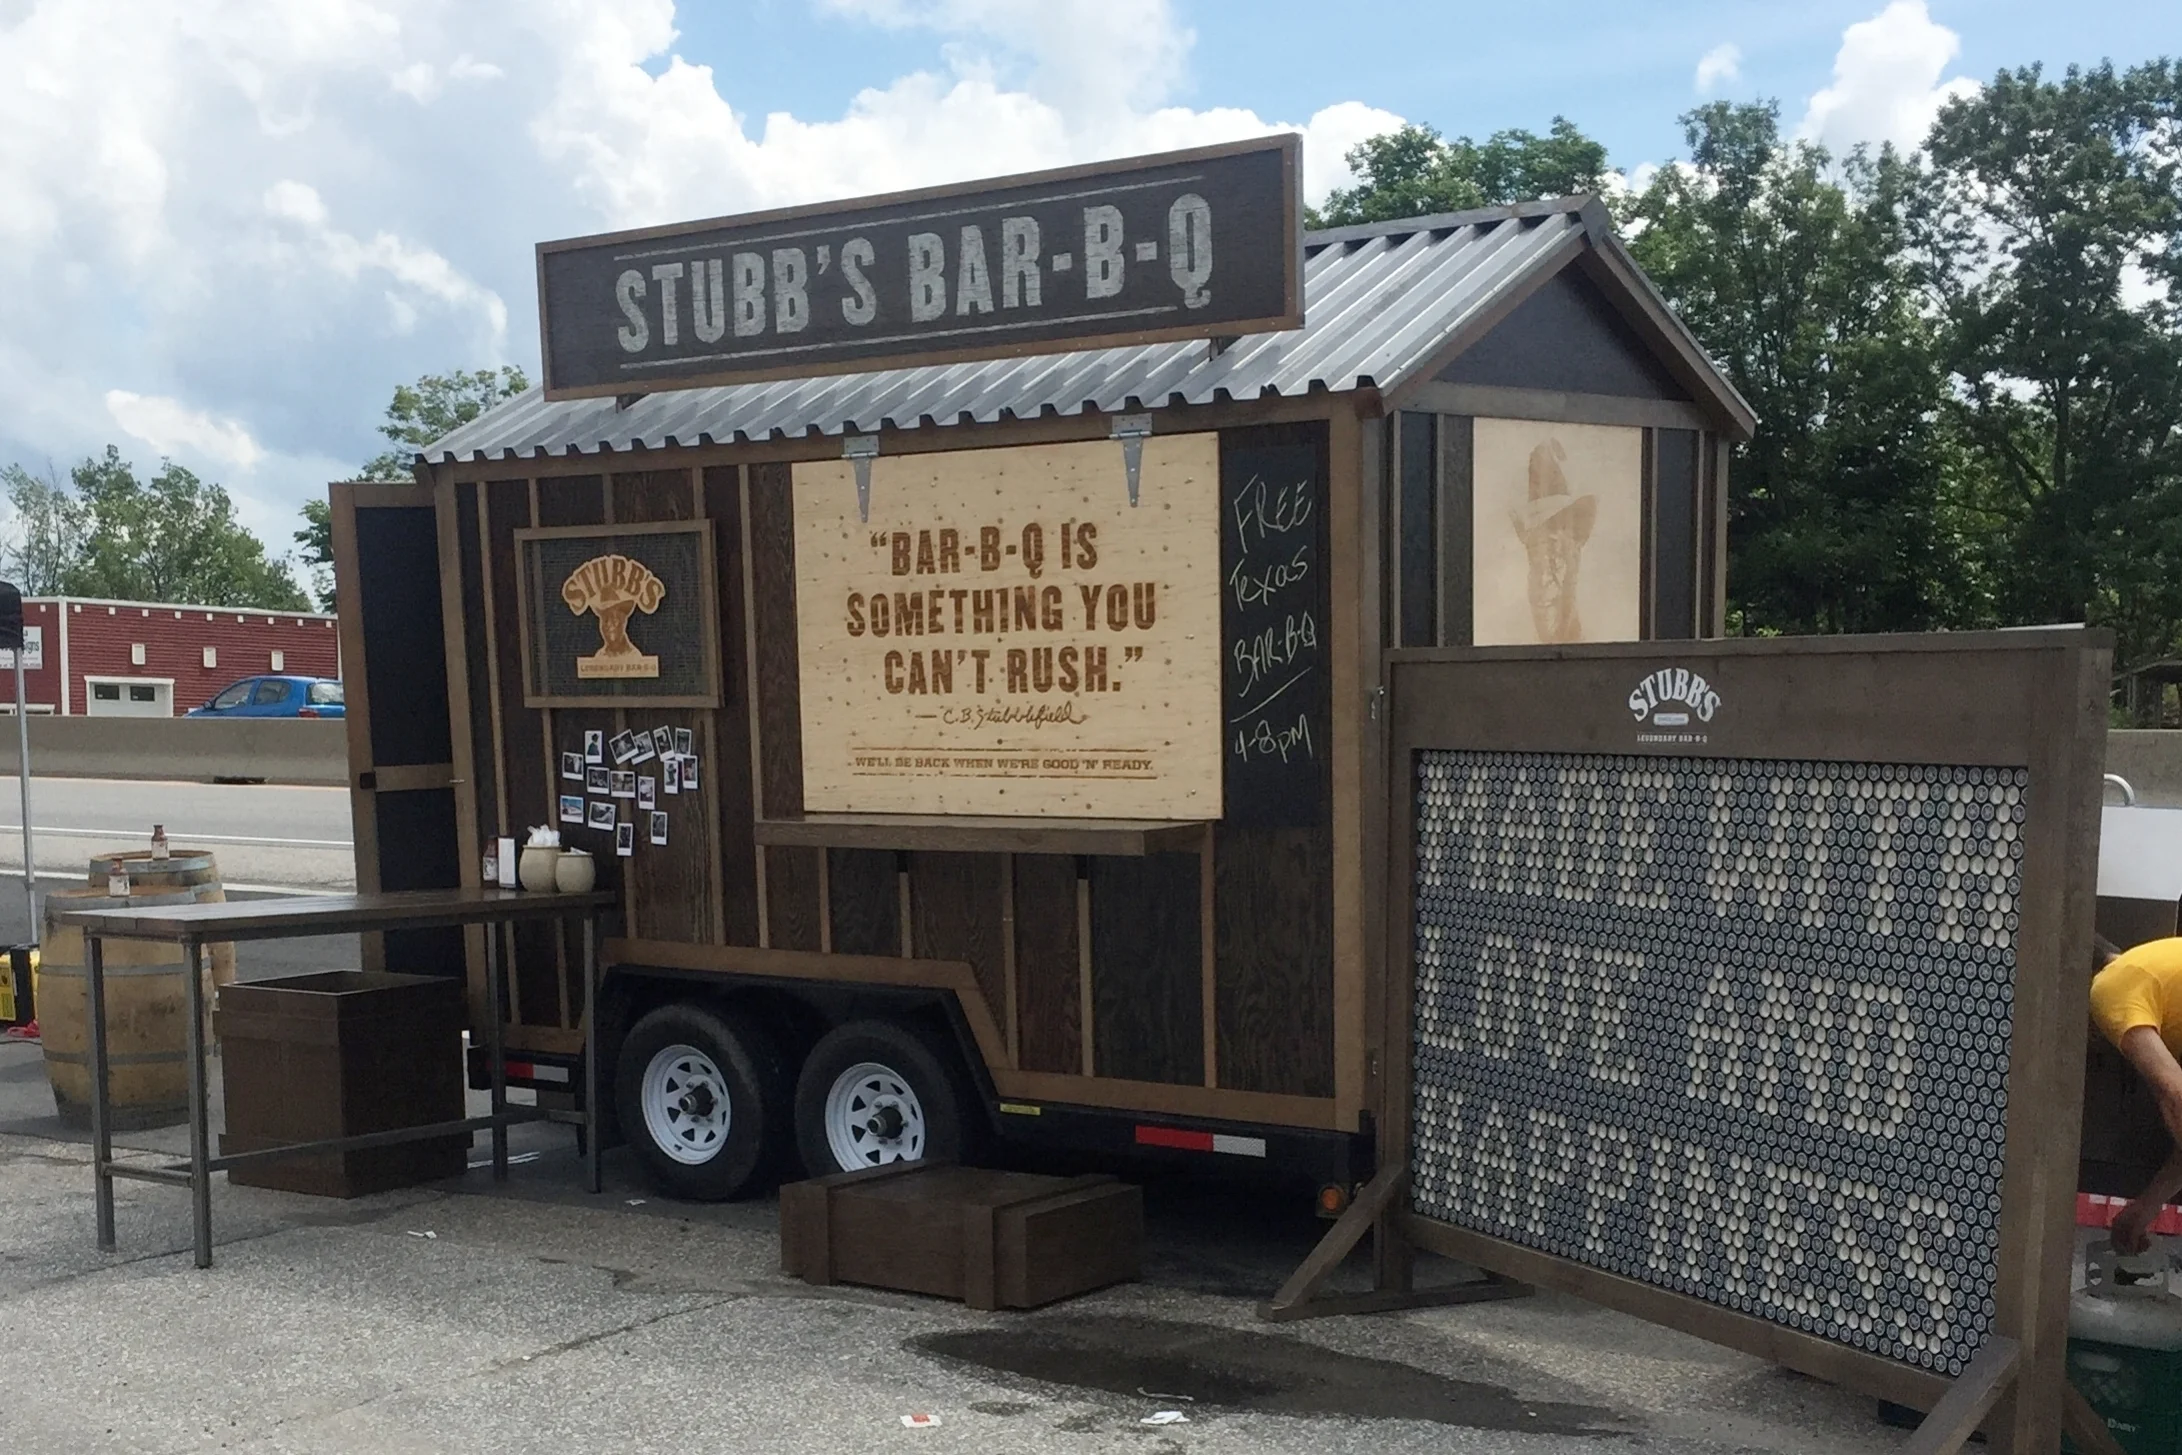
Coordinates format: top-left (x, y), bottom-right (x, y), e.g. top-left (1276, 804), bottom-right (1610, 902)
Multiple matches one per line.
top-left (2090, 937), bottom-right (2182, 1253)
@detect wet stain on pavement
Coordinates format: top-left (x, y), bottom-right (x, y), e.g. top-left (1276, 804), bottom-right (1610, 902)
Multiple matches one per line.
top-left (911, 1314), bottom-right (1623, 1434)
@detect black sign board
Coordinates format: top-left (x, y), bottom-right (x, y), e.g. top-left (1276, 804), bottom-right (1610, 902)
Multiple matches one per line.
top-left (536, 135), bottom-right (1301, 399)
top-left (1219, 429), bottom-right (1328, 827)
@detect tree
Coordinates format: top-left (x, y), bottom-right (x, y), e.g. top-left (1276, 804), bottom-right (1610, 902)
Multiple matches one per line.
top-left (1624, 102), bottom-right (1980, 635)
top-left (62, 446), bottom-right (308, 610)
top-left (0, 462), bottom-right (86, 594)
top-left (1914, 61), bottom-right (2182, 671)
top-left (294, 496), bottom-right (334, 611)
top-left (359, 365), bottom-right (529, 480)
top-left (1312, 118), bottom-right (1612, 228)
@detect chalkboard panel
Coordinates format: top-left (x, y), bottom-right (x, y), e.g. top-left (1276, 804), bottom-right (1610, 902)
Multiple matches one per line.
top-left (1220, 426), bottom-right (1329, 828)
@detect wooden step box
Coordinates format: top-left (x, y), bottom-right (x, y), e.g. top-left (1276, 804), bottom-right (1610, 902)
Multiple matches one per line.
top-left (780, 1163), bottom-right (1142, 1310)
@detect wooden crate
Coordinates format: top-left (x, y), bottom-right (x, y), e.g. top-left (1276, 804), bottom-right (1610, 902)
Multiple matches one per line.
top-left (780, 1163), bottom-right (1141, 1309)
top-left (215, 970), bottom-right (467, 1198)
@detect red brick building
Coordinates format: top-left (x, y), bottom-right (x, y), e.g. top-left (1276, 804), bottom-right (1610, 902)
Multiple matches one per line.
top-left (3, 596), bottom-right (340, 716)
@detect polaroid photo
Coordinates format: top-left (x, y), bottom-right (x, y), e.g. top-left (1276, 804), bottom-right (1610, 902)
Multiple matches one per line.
top-left (587, 800), bottom-right (616, 830)
top-left (611, 771), bottom-right (636, 799)
top-left (652, 726), bottom-right (674, 757)
top-left (615, 822), bottom-right (635, 858)
top-left (610, 730), bottom-right (637, 764)
top-left (558, 794), bottom-right (584, 825)
top-left (663, 756), bottom-right (680, 795)
top-left (674, 728), bottom-right (693, 757)
top-left (560, 751), bottom-right (583, 782)
top-left (630, 733), bottom-right (656, 764)
top-left (587, 766), bottom-right (610, 794)
top-left (679, 754), bottom-right (700, 791)
top-left (583, 730), bottom-right (605, 765)
top-left (638, 776), bottom-right (656, 810)
top-left (649, 810), bottom-right (668, 846)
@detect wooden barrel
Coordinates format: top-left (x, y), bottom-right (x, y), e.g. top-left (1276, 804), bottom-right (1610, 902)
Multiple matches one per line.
top-left (39, 887), bottom-right (200, 1130)
top-left (87, 849), bottom-right (236, 1000)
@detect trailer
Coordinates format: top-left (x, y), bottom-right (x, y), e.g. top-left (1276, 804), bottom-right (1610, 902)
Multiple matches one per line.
top-left (327, 142), bottom-right (1755, 1206)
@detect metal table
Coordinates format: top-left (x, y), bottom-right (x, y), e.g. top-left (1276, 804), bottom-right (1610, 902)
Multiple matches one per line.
top-left (53, 886), bottom-right (615, 1268)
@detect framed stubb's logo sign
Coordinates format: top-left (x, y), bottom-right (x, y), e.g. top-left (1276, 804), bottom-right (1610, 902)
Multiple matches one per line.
top-left (516, 521), bottom-right (720, 708)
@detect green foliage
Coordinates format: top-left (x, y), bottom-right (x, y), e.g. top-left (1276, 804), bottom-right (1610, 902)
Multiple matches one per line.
top-left (1915, 60), bottom-right (2182, 671)
top-left (0, 462), bottom-right (87, 595)
top-left (359, 365), bottom-right (529, 480)
top-left (1311, 119), bottom-right (1611, 228)
top-left (1, 446), bottom-right (308, 610)
top-left (294, 496), bottom-right (335, 611)
top-left (1623, 103), bottom-right (1979, 635)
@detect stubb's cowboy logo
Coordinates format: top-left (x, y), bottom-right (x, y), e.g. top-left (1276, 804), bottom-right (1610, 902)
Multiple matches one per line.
top-left (1508, 437), bottom-right (1597, 644)
top-left (563, 554), bottom-right (665, 679)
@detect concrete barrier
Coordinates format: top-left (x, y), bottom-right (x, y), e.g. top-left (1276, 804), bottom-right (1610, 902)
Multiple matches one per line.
top-left (0, 716), bottom-right (349, 786)
top-left (2103, 731), bottom-right (2182, 808)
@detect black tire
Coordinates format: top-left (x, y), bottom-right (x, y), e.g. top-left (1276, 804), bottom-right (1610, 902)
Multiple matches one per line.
top-left (794, 1018), bottom-right (976, 1178)
top-left (614, 1002), bottom-right (787, 1201)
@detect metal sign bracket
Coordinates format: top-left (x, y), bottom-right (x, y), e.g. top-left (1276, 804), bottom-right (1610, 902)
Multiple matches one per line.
top-left (844, 435), bottom-right (881, 521)
top-left (1110, 414), bottom-right (1154, 506)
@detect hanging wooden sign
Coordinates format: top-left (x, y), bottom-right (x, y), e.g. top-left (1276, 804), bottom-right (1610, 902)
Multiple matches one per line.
top-left (536, 135), bottom-right (1301, 399)
top-left (516, 521), bottom-right (721, 708)
top-left (791, 435), bottom-right (1223, 819)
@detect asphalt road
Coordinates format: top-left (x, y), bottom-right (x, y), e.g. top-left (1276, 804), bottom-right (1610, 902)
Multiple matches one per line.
top-left (0, 774), bottom-right (358, 978)
top-left (0, 773), bottom-right (355, 891)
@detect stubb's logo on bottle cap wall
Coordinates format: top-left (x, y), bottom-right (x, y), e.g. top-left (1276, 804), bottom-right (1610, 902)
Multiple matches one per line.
top-left (1629, 667), bottom-right (1720, 743)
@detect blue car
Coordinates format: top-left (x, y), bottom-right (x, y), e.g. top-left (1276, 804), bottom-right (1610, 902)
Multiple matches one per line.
top-left (187, 675), bottom-right (346, 719)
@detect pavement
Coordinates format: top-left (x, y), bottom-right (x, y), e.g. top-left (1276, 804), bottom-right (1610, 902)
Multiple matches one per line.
top-left (0, 1042), bottom-right (1917, 1454)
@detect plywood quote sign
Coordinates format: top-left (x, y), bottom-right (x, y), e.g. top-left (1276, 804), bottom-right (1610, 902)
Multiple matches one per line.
top-left (793, 435), bottom-right (1222, 817)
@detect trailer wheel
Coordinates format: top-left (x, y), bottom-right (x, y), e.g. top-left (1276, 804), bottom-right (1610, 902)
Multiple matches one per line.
top-left (615, 1003), bottom-right (786, 1201)
top-left (795, 1019), bottom-right (971, 1177)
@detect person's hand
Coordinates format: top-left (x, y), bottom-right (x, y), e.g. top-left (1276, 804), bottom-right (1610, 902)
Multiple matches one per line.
top-left (2113, 1198), bottom-right (2158, 1256)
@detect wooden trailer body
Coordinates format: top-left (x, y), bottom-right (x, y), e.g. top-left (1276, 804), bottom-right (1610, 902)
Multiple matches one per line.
top-left (331, 196), bottom-right (1755, 1190)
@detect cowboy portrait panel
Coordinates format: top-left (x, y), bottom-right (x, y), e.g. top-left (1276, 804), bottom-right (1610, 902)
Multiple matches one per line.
top-left (1471, 418), bottom-right (1643, 647)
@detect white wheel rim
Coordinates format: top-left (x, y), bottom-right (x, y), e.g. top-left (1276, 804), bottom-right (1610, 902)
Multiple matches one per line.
top-left (641, 1043), bottom-right (731, 1166)
top-left (823, 1060), bottom-right (926, 1169)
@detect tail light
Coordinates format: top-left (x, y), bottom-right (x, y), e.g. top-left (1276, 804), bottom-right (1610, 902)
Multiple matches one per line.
top-left (297, 707), bottom-right (320, 718)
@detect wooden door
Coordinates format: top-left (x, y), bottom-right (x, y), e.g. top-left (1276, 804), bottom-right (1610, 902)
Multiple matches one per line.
top-left (329, 481), bottom-right (469, 976)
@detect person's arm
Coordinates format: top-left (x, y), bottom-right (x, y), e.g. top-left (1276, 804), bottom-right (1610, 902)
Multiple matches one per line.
top-left (2112, 1026), bottom-right (2182, 1254)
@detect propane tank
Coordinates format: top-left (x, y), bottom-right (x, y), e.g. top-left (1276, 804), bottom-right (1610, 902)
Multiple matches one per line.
top-left (2068, 1235), bottom-right (2182, 1452)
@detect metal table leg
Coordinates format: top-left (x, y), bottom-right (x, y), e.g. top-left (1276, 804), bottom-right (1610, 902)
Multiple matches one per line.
top-left (582, 913), bottom-right (600, 1195)
top-left (485, 923), bottom-right (507, 1181)
top-left (87, 934), bottom-right (114, 1251)
top-left (185, 937), bottom-right (211, 1269)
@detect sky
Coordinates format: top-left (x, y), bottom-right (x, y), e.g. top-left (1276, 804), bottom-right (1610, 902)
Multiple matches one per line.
top-left (0, 0), bottom-right (2162, 581)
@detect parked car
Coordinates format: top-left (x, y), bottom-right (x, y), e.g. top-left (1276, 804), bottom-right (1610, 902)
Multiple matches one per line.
top-left (186, 676), bottom-right (345, 719)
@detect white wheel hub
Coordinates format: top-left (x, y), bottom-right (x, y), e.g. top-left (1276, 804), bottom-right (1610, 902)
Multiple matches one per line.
top-left (641, 1043), bottom-right (731, 1166)
top-left (823, 1061), bottom-right (926, 1169)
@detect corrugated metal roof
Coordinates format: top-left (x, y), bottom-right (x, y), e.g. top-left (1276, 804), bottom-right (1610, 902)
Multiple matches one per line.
top-left (424, 198), bottom-right (1673, 465)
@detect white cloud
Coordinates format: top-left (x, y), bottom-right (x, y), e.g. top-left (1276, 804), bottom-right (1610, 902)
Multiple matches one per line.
top-left (1798, 0), bottom-right (1979, 153)
top-left (0, 0), bottom-right (1401, 557)
top-left (1694, 43), bottom-right (1741, 94)
top-left (104, 390), bottom-right (265, 470)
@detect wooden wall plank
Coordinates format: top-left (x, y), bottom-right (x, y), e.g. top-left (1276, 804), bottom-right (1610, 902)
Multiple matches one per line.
top-left (486, 477), bottom-right (560, 1024)
top-left (908, 852), bottom-right (1006, 1028)
top-left (747, 460), bottom-right (821, 948)
top-left (1090, 853), bottom-right (1203, 1085)
top-left (611, 468), bottom-right (694, 523)
top-left (537, 474), bottom-right (609, 1021)
top-left (701, 465), bottom-right (761, 945)
top-left (828, 848), bottom-right (900, 957)
top-left (1012, 853), bottom-right (1080, 1073)
top-left (455, 481), bottom-right (498, 865)
top-left (1214, 826), bottom-right (1335, 1096)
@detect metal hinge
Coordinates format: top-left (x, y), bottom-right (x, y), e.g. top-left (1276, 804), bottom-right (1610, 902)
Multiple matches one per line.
top-left (843, 434), bottom-right (880, 521)
top-left (1109, 413), bottom-right (1153, 506)
top-left (1368, 684), bottom-right (1386, 722)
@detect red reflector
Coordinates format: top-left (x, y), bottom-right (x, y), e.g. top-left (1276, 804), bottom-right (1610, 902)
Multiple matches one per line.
top-left (1135, 1125), bottom-right (1215, 1152)
top-left (296, 707), bottom-right (320, 718)
top-left (506, 1061), bottom-right (534, 1078)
